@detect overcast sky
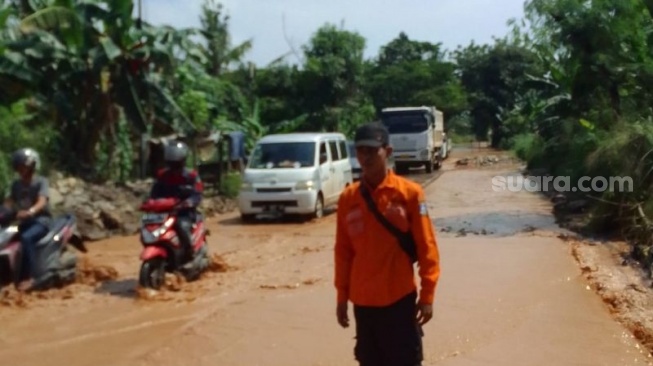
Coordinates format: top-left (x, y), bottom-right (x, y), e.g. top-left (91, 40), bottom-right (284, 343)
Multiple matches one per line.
top-left (144, 0), bottom-right (527, 66)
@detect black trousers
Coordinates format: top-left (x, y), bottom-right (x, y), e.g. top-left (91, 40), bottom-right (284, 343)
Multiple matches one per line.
top-left (174, 215), bottom-right (194, 258)
top-left (353, 291), bottom-right (424, 366)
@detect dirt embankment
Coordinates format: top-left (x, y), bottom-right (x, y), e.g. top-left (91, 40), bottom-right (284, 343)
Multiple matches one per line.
top-left (48, 173), bottom-right (238, 241)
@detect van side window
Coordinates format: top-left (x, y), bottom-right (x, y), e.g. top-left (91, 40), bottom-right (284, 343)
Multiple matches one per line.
top-left (339, 140), bottom-right (348, 159)
top-left (319, 142), bottom-right (328, 165)
top-left (329, 140), bottom-right (340, 161)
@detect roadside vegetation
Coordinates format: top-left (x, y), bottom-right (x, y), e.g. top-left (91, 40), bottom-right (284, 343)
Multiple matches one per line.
top-left (2, 0), bottom-right (653, 271)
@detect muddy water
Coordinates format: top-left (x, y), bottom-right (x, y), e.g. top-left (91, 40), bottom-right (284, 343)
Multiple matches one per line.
top-left (1, 149), bottom-right (651, 365)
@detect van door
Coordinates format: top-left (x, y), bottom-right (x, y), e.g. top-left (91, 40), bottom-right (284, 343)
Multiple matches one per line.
top-left (338, 139), bottom-right (353, 184)
top-left (318, 141), bottom-right (336, 204)
top-left (329, 138), bottom-right (350, 195)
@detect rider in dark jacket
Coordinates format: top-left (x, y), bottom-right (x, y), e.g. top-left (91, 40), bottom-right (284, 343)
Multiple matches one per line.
top-left (149, 140), bottom-right (203, 262)
top-left (3, 148), bottom-right (51, 291)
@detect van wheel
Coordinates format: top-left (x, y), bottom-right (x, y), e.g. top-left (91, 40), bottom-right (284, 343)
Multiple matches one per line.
top-left (425, 160), bottom-right (433, 173)
top-left (241, 214), bottom-right (256, 223)
top-left (313, 193), bottom-right (324, 219)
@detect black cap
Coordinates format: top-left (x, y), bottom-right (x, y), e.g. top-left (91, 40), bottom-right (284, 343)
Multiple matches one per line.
top-left (354, 122), bottom-right (389, 147)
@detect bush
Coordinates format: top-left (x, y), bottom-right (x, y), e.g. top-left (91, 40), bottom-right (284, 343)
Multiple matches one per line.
top-left (449, 132), bottom-right (475, 144)
top-left (510, 133), bottom-right (546, 169)
top-left (0, 99), bottom-right (59, 195)
top-left (220, 172), bottom-right (242, 199)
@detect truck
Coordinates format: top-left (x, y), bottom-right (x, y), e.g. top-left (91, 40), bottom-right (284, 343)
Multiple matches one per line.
top-left (380, 106), bottom-right (450, 174)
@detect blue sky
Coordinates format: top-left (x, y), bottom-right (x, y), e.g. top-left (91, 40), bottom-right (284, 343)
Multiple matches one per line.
top-left (143, 0), bottom-right (527, 66)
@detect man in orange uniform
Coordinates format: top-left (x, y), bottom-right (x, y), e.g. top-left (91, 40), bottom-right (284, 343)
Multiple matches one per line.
top-left (334, 122), bottom-right (441, 366)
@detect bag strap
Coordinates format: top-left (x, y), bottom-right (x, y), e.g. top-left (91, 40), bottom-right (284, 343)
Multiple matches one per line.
top-left (359, 184), bottom-right (417, 262)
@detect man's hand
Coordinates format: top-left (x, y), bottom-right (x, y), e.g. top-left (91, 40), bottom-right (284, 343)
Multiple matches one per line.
top-left (336, 302), bottom-right (349, 328)
top-left (416, 303), bottom-right (433, 325)
top-left (16, 210), bottom-right (31, 220)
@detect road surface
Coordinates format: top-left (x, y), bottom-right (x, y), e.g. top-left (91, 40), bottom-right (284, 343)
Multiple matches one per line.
top-left (0, 147), bottom-right (651, 366)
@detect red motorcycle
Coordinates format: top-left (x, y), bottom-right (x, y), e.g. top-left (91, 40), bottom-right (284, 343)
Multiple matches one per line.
top-left (138, 197), bottom-right (210, 289)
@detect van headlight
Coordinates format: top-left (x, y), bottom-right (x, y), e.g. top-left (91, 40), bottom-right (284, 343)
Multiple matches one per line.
top-left (295, 180), bottom-right (314, 190)
top-left (240, 181), bottom-right (254, 192)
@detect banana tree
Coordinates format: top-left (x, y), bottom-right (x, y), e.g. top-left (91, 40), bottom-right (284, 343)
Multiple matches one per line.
top-left (197, 0), bottom-right (252, 77)
top-left (0, 0), bottom-right (194, 174)
top-left (214, 98), bottom-right (268, 150)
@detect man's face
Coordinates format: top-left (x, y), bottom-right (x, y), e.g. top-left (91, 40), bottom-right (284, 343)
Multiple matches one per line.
top-left (355, 144), bottom-right (392, 174)
top-left (16, 164), bottom-right (32, 179)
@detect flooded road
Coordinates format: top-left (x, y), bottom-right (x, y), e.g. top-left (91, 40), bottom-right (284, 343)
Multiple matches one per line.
top-left (1, 147), bottom-right (651, 365)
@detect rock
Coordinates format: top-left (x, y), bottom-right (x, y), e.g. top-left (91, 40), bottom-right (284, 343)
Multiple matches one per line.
top-left (551, 193), bottom-right (567, 204)
top-left (81, 225), bottom-right (109, 241)
top-left (122, 221), bottom-right (140, 236)
top-left (567, 200), bottom-right (589, 213)
top-left (99, 210), bottom-right (122, 230)
top-left (49, 189), bottom-right (64, 207)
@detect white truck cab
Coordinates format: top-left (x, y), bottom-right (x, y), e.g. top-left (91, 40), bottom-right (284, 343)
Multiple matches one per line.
top-left (237, 132), bottom-right (353, 221)
top-left (380, 106), bottom-right (449, 174)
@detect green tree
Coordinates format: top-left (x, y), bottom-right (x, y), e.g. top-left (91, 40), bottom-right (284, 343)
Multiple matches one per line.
top-left (453, 39), bottom-right (544, 147)
top-left (367, 32), bottom-right (468, 119)
top-left (296, 23), bottom-right (374, 136)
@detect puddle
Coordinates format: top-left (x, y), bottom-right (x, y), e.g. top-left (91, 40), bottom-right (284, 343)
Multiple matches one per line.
top-left (435, 211), bottom-right (563, 236)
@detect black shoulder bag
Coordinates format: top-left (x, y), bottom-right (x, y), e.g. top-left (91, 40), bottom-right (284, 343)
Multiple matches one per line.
top-left (359, 184), bottom-right (417, 263)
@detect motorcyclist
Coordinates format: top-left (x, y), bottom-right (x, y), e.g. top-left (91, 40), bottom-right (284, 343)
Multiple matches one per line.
top-left (149, 140), bottom-right (203, 263)
top-left (3, 148), bottom-right (51, 291)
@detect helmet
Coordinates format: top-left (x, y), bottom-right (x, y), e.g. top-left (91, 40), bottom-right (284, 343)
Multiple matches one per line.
top-left (163, 140), bottom-right (189, 169)
top-left (11, 147), bottom-right (40, 172)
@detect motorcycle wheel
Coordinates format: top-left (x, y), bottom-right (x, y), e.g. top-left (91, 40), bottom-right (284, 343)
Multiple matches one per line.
top-left (139, 258), bottom-right (165, 290)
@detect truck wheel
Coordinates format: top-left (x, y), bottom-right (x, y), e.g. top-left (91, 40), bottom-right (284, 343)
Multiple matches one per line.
top-left (425, 161), bottom-right (433, 173)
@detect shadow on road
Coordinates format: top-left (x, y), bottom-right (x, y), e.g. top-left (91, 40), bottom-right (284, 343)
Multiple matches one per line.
top-left (94, 278), bottom-right (138, 299)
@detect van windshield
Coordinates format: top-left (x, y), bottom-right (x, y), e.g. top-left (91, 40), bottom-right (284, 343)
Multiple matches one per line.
top-left (248, 142), bottom-right (315, 169)
top-left (382, 114), bottom-right (429, 134)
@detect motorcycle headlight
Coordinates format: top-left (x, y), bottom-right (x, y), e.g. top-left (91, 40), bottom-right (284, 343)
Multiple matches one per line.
top-left (142, 217), bottom-right (175, 242)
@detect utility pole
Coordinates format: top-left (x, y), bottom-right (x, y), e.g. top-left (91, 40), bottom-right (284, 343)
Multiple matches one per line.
top-left (137, 0), bottom-right (142, 29)
top-left (136, 0), bottom-right (149, 178)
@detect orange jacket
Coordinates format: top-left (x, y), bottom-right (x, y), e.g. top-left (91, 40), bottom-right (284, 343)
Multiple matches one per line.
top-left (334, 171), bottom-right (441, 307)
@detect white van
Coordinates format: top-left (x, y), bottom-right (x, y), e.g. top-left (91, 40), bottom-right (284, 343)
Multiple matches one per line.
top-left (237, 132), bottom-right (353, 221)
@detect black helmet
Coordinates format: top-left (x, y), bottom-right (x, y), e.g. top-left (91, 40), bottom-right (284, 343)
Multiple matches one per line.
top-left (164, 140), bottom-right (189, 169)
top-left (11, 147), bottom-right (40, 171)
